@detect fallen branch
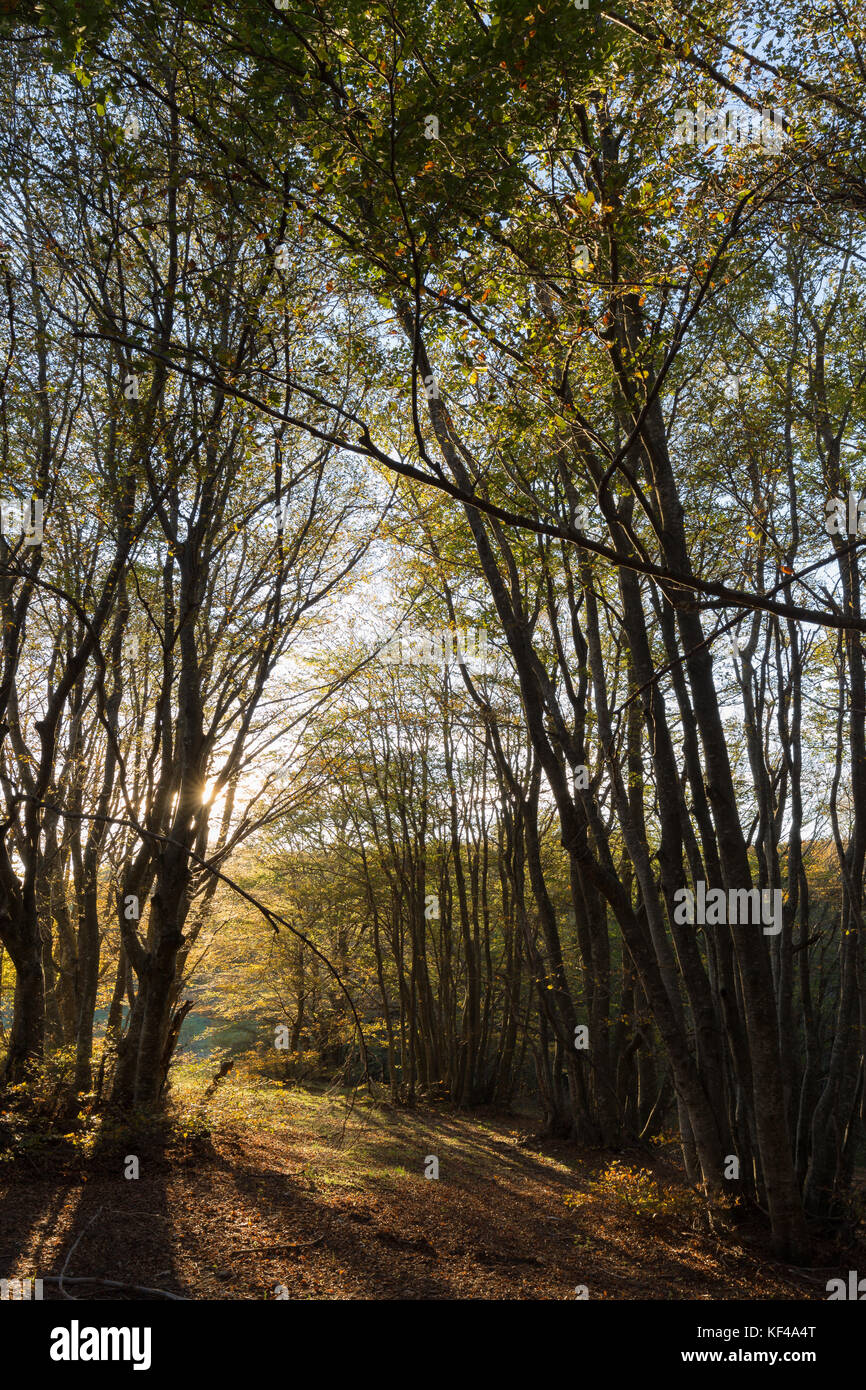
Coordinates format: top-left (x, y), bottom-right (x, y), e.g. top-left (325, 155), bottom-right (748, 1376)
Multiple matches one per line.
top-left (58, 1208), bottom-right (104, 1301)
top-left (41, 1275), bottom-right (187, 1300)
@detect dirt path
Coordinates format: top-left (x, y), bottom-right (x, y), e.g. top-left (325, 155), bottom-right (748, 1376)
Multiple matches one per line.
top-left (0, 1083), bottom-right (853, 1299)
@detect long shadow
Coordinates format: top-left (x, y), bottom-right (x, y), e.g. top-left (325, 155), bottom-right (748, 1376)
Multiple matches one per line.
top-left (195, 1110), bottom-right (829, 1301)
top-left (190, 1118), bottom-right (603, 1299)
top-left (185, 1149), bottom-right (510, 1299)
top-left (2, 1096), bottom-right (824, 1300)
top-left (0, 1111), bottom-right (188, 1300)
top-left (335, 1106), bottom-right (603, 1193)
top-left (0, 1162), bottom-right (81, 1292)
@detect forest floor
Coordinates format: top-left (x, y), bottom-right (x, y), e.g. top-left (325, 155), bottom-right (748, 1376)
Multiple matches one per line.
top-left (0, 1066), bottom-right (860, 1300)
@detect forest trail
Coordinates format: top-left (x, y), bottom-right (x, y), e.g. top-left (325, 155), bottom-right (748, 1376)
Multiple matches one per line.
top-left (0, 1076), bottom-right (843, 1300)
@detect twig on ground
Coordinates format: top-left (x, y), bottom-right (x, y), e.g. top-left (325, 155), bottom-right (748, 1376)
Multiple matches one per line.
top-left (58, 1207), bottom-right (104, 1301)
top-left (41, 1275), bottom-right (187, 1300)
